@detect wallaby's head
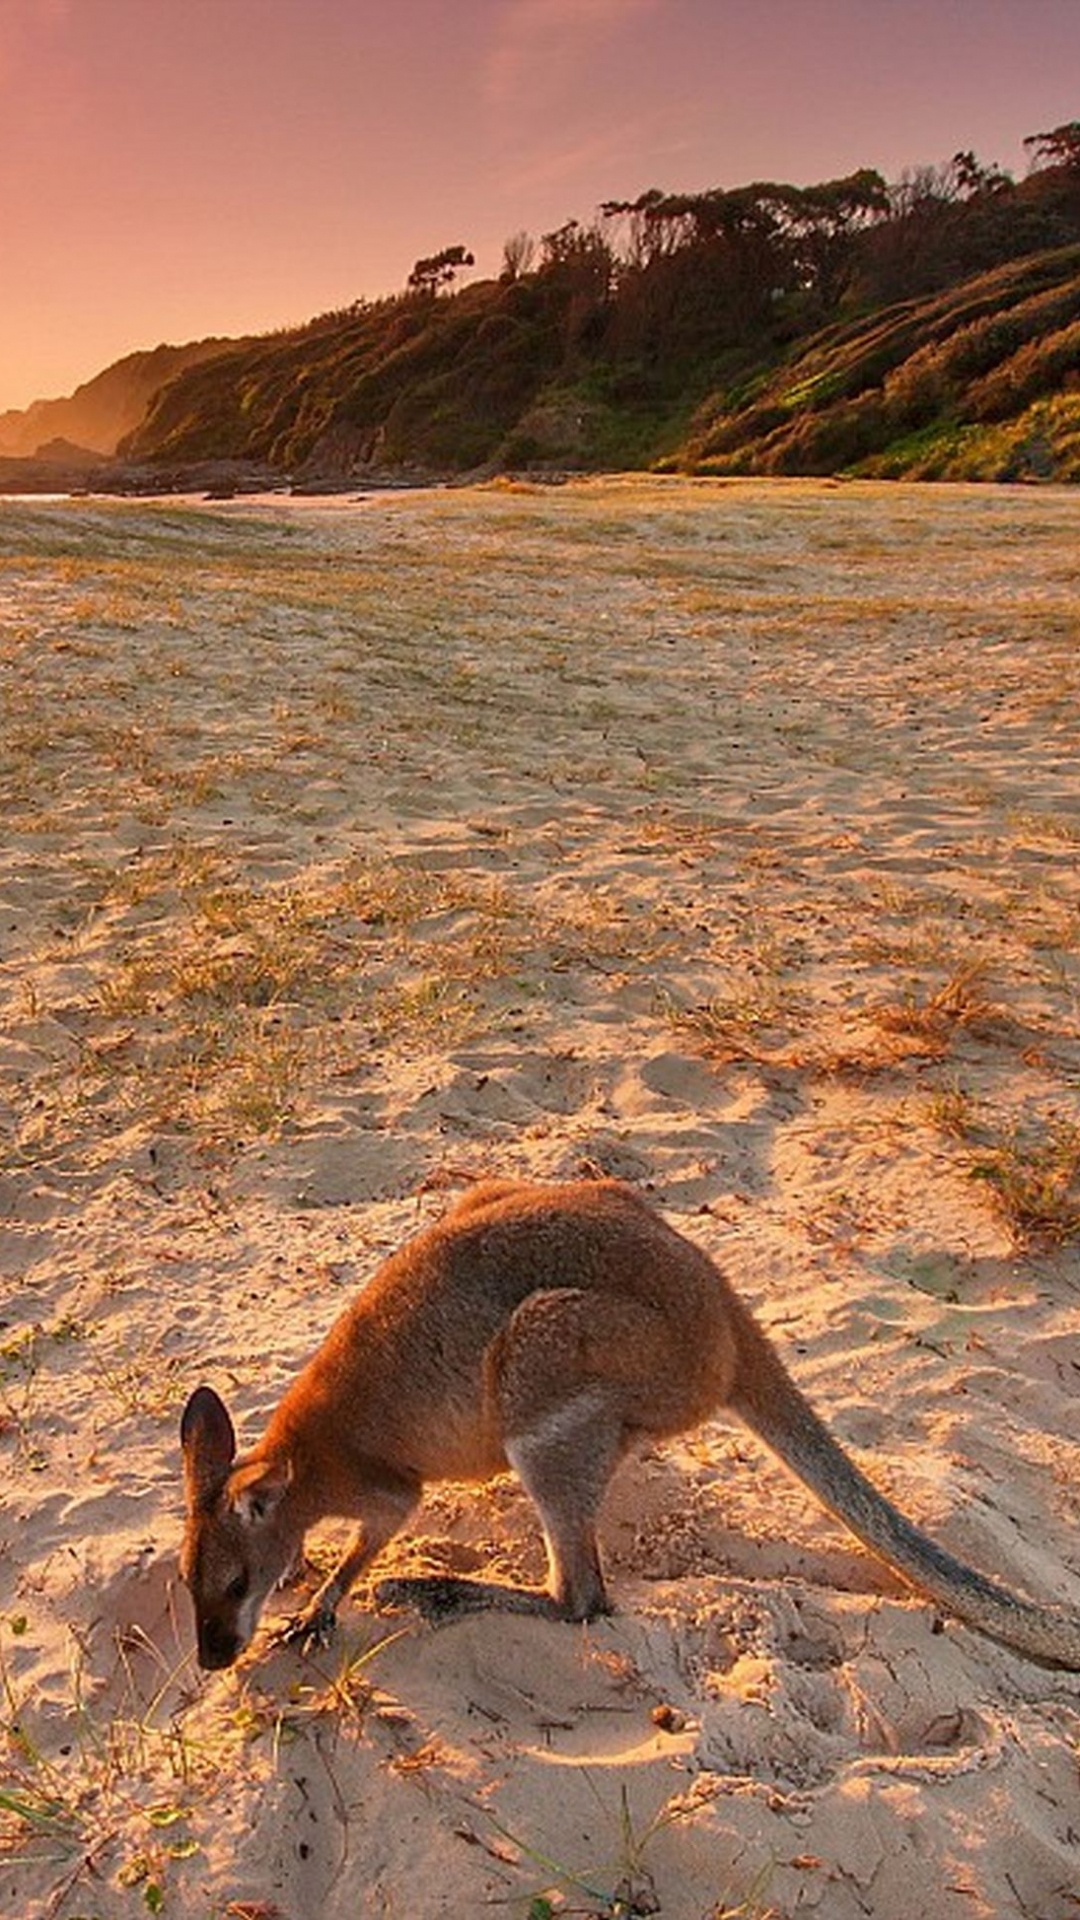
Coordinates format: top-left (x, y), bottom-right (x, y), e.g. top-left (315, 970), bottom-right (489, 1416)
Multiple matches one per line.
top-left (180, 1386), bottom-right (296, 1670)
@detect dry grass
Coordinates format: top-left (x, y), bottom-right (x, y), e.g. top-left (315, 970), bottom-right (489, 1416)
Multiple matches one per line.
top-left (967, 1117), bottom-right (1080, 1247)
top-left (922, 1085), bottom-right (1080, 1247)
top-left (870, 961), bottom-right (1002, 1047)
top-left (671, 963), bottom-right (1002, 1078)
top-left (12, 849), bottom-right (674, 1150)
top-left (669, 986), bottom-right (798, 1067)
top-left (0, 1621), bottom-right (207, 1903)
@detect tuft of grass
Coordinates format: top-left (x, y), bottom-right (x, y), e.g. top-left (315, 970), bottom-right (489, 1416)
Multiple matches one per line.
top-left (0, 1609), bottom-right (395, 1912)
top-left (90, 1337), bottom-right (187, 1422)
top-left (923, 1080), bottom-right (979, 1141)
top-left (337, 859), bottom-right (513, 931)
top-left (0, 1318), bottom-right (88, 1466)
top-left (487, 1782), bottom-right (667, 1919)
top-left (370, 974), bottom-right (483, 1050)
top-left (665, 966), bottom-right (804, 1067)
top-left (178, 1015), bottom-right (309, 1143)
top-left (968, 1117), bottom-right (1080, 1247)
top-left (98, 881), bottom-right (332, 1018)
top-left (871, 961), bottom-right (1001, 1050)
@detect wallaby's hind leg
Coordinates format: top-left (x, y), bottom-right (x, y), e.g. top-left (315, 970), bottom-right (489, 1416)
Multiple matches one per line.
top-left (504, 1384), bottom-right (624, 1617)
top-left (377, 1288), bottom-right (669, 1625)
top-left (375, 1384), bottom-right (625, 1623)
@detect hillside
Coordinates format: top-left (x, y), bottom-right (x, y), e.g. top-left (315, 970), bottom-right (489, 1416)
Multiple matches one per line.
top-left (123, 257), bottom-right (1080, 488)
top-left (0, 338), bottom-right (236, 458)
top-left (14, 123), bottom-right (1080, 485)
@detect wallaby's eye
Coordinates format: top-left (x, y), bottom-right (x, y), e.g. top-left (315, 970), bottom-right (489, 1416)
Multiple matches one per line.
top-left (226, 1573), bottom-right (249, 1604)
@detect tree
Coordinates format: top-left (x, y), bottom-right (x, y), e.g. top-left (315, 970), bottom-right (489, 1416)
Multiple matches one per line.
top-left (500, 230), bottom-right (536, 282)
top-left (407, 245), bottom-right (475, 298)
top-left (601, 188), bottom-right (684, 267)
top-left (949, 150), bottom-right (1012, 199)
top-left (1024, 122), bottom-right (1080, 172)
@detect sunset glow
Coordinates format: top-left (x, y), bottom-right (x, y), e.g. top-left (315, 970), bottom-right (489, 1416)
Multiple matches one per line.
top-left (3, 0), bottom-right (1080, 409)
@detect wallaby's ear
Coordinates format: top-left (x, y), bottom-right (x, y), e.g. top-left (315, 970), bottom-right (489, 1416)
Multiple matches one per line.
top-left (181, 1385), bottom-right (237, 1511)
top-left (228, 1458), bottom-right (293, 1528)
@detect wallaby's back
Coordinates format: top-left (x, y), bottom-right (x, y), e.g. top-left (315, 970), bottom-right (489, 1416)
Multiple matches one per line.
top-left (263, 1177), bottom-right (738, 1481)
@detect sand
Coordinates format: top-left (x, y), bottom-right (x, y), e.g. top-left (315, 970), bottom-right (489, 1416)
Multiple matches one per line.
top-left (1, 475), bottom-right (1079, 1919)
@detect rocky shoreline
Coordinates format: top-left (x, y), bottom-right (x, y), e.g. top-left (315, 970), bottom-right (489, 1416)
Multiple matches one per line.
top-left (0, 449), bottom-right (461, 498)
top-left (0, 451), bottom-right (297, 498)
top-left (0, 450), bottom-right (579, 499)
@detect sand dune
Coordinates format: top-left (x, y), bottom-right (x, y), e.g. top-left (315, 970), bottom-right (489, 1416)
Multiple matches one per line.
top-left (2, 477), bottom-right (1079, 1918)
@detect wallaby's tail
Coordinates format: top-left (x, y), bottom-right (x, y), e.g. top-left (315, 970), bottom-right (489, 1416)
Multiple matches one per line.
top-left (728, 1307), bottom-right (1080, 1669)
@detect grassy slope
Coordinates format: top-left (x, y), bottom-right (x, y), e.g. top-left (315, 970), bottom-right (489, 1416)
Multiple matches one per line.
top-left (677, 244), bottom-right (1080, 482)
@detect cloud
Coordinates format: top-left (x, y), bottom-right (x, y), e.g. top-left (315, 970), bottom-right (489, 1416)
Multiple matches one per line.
top-left (483, 0), bottom-right (660, 119)
top-left (502, 120), bottom-right (648, 194)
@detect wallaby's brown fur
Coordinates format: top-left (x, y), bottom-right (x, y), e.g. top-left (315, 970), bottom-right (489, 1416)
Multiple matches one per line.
top-left (180, 1178), bottom-right (1080, 1670)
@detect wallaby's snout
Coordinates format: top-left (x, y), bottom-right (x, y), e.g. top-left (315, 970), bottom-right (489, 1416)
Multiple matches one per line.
top-left (196, 1615), bottom-right (246, 1672)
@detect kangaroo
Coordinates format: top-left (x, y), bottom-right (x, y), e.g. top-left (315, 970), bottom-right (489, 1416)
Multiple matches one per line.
top-left (180, 1176), bottom-right (1080, 1670)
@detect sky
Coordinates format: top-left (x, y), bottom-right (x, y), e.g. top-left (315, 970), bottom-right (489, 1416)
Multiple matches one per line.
top-left (2, 0), bottom-right (1080, 411)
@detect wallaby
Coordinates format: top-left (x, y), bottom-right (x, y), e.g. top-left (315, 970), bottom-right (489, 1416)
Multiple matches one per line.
top-left (180, 1176), bottom-right (1080, 1671)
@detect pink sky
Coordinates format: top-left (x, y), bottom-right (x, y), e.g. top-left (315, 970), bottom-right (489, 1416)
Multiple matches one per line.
top-left (2, 0), bottom-right (1079, 410)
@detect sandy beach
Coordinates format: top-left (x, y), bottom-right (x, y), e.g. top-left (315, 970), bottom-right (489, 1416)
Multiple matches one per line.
top-left (2, 475), bottom-right (1079, 1918)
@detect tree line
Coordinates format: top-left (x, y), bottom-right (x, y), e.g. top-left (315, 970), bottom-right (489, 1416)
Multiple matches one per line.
top-left (405, 120), bottom-right (1080, 376)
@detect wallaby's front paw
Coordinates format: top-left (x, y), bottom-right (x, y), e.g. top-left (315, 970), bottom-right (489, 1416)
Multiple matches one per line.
top-left (274, 1599), bottom-right (338, 1653)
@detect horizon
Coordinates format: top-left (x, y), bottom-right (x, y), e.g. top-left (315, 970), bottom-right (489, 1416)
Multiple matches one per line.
top-left (3, 0), bottom-right (1080, 414)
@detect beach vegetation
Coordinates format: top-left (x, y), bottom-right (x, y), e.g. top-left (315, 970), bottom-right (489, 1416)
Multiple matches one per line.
top-left (967, 1116), bottom-right (1080, 1246)
top-left (869, 962), bottom-right (1003, 1050)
